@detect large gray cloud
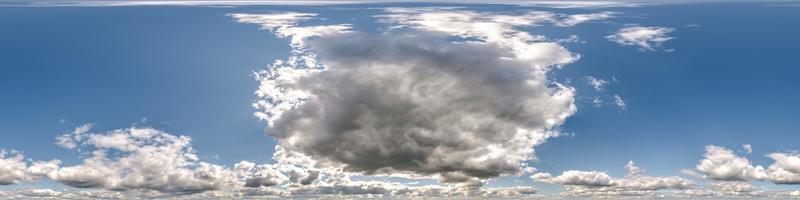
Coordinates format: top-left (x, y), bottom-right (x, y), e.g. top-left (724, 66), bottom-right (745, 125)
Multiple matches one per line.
top-left (241, 9), bottom-right (578, 183)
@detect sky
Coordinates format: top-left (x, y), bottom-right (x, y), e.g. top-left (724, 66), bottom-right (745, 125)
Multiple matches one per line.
top-left (1, 0), bottom-right (800, 199)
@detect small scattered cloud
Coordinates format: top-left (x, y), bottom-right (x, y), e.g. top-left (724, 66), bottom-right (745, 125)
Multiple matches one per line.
top-left (585, 76), bottom-right (609, 91)
top-left (555, 35), bottom-right (583, 43)
top-left (607, 26), bottom-right (675, 51)
top-left (613, 94), bottom-right (626, 110)
top-left (592, 97), bottom-right (604, 107)
top-left (743, 144), bottom-right (753, 154)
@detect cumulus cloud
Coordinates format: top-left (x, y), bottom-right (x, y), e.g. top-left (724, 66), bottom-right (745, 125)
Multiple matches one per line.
top-left (241, 9), bottom-right (579, 183)
top-left (690, 145), bottom-right (800, 185)
top-left (538, 170), bottom-right (614, 186)
top-left (607, 26), bottom-right (675, 51)
top-left (765, 153), bottom-right (800, 184)
top-left (0, 149), bottom-right (27, 185)
top-left (533, 161), bottom-right (694, 197)
top-left (43, 126), bottom-right (238, 193)
top-left (694, 145), bottom-right (768, 182)
top-left (743, 144), bottom-right (753, 154)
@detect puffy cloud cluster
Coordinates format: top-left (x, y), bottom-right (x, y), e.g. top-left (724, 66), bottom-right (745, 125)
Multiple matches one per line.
top-left (0, 149), bottom-right (27, 185)
top-left (239, 9), bottom-right (585, 183)
top-left (46, 126), bottom-right (237, 193)
top-left (533, 170), bottom-right (614, 186)
top-left (688, 145), bottom-right (800, 189)
top-left (607, 26), bottom-right (675, 51)
top-left (766, 153), bottom-right (800, 184)
top-left (532, 161), bottom-right (694, 197)
top-left (694, 145), bottom-right (768, 181)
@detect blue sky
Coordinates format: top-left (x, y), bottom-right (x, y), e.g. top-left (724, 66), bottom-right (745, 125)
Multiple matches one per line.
top-left (1, 1), bottom-right (800, 199)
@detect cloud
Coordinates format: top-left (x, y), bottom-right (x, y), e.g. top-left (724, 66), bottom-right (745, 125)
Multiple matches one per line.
top-left (55, 123), bottom-right (93, 149)
top-left (241, 9), bottom-right (578, 184)
top-left (42, 126), bottom-right (239, 193)
top-left (536, 170), bottom-right (615, 186)
top-left (0, 149), bottom-right (27, 185)
top-left (607, 26), bottom-right (675, 51)
top-left (694, 145), bottom-right (768, 182)
top-left (690, 145), bottom-right (800, 185)
top-left (2, 123), bottom-right (552, 198)
top-left (743, 144), bottom-right (753, 154)
top-left (592, 97), bottom-right (604, 107)
top-left (765, 153), bottom-right (800, 184)
top-left (533, 161), bottom-right (694, 197)
top-left (234, 161), bottom-right (289, 187)
top-left (585, 76), bottom-right (609, 91)
top-left (613, 94), bottom-right (626, 110)
top-left (707, 181), bottom-right (763, 196)
top-left (555, 12), bottom-right (615, 27)
top-left (0, 188), bottom-right (126, 200)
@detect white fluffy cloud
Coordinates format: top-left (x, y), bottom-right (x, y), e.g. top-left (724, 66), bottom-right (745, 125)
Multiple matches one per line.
top-left (691, 145), bottom-right (800, 185)
top-left (537, 170), bottom-right (614, 186)
top-left (240, 9), bottom-right (579, 183)
top-left (0, 149), bottom-right (27, 185)
top-left (532, 161), bottom-right (694, 197)
top-left (765, 153), bottom-right (800, 184)
top-left (607, 26), bottom-right (675, 51)
top-left (694, 145), bottom-right (768, 181)
top-left (44, 126), bottom-right (238, 193)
